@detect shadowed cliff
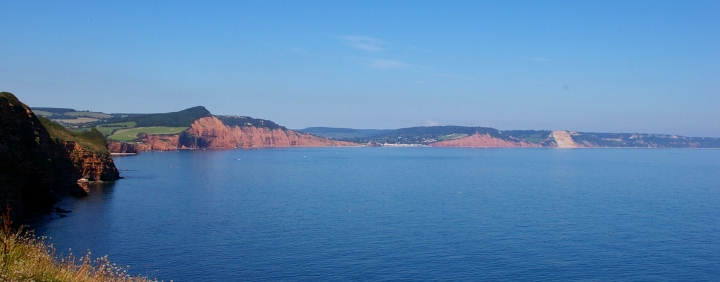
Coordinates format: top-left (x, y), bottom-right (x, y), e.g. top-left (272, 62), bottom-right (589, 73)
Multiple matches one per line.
top-left (0, 92), bottom-right (120, 222)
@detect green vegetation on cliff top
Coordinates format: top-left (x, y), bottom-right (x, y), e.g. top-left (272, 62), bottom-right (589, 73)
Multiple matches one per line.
top-left (108, 126), bottom-right (189, 141)
top-left (39, 117), bottom-right (110, 158)
top-left (0, 92), bottom-right (27, 110)
top-left (1, 91), bottom-right (110, 156)
top-left (502, 130), bottom-right (553, 143)
top-left (107, 106), bottom-right (211, 127)
top-left (34, 105), bottom-right (211, 140)
top-left (65, 111), bottom-right (113, 119)
top-left (95, 122), bottom-right (137, 136)
top-left (31, 107), bottom-right (77, 114)
top-left (217, 115), bottom-right (286, 130)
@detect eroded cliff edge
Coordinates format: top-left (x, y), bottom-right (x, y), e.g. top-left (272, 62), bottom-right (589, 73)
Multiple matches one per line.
top-left (0, 92), bottom-right (119, 222)
top-left (120, 116), bottom-right (356, 151)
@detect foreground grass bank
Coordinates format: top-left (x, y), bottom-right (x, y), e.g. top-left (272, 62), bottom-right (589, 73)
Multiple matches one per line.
top-left (0, 213), bottom-right (155, 282)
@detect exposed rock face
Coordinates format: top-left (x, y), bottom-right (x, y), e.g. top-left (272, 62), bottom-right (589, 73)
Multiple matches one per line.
top-left (192, 116), bottom-right (357, 148)
top-left (107, 141), bottom-right (138, 154)
top-left (128, 116), bottom-right (356, 151)
top-left (551, 130), bottom-right (584, 148)
top-left (61, 142), bottom-right (120, 182)
top-left (236, 126), bottom-right (355, 148)
top-left (430, 133), bottom-right (541, 148)
top-left (0, 92), bottom-right (120, 222)
top-left (183, 116), bottom-right (235, 148)
top-left (135, 133), bottom-right (181, 151)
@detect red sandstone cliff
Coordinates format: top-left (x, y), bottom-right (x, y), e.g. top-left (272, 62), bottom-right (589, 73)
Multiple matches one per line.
top-left (59, 141), bottom-right (120, 182)
top-left (135, 133), bottom-right (181, 151)
top-left (187, 117), bottom-right (356, 148)
top-left (430, 133), bottom-right (541, 148)
top-left (107, 141), bottom-right (138, 154)
top-left (123, 116), bottom-right (356, 151)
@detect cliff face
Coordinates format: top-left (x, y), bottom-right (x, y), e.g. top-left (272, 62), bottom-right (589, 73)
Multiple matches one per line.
top-left (62, 141), bottom-right (120, 182)
top-left (189, 116), bottom-right (357, 148)
top-left (551, 130), bottom-right (584, 148)
top-left (183, 116), bottom-right (235, 148)
top-left (123, 116), bottom-right (356, 151)
top-left (430, 133), bottom-right (541, 148)
top-left (135, 133), bottom-right (181, 151)
top-left (0, 94), bottom-right (58, 219)
top-left (38, 119), bottom-right (120, 185)
top-left (0, 92), bottom-right (120, 221)
top-left (107, 141), bottom-right (138, 154)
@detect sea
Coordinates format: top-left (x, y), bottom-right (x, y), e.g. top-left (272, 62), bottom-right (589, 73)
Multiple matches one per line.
top-left (32, 147), bottom-right (720, 281)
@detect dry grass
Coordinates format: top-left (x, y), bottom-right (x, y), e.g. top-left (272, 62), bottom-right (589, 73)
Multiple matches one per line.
top-left (0, 210), bottom-right (156, 282)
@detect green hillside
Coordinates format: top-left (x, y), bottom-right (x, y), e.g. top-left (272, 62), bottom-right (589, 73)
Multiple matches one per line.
top-left (1, 92), bottom-right (110, 154)
top-left (31, 107), bottom-right (76, 114)
top-left (352, 126), bottom-right (503, 144)
top-left (25, 106), bottom-right (212, 141)
top-left (502, 130), bottom-right (553, 143)
top-left (108, 126), bottom-right (189, 141)
top-left (106, 106), bottom-right (211, 127)
top-left (38, 117), bottom-right (110, 157)
top-left (95, 122), bottom-right (137, 136)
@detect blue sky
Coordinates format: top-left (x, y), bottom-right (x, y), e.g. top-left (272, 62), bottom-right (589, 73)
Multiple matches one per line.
top-left (1, 1), bottom-right (718, 136)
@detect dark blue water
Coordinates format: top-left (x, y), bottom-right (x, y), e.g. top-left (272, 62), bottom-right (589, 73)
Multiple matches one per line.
top-left (34, 148), bottom-right (720, 281)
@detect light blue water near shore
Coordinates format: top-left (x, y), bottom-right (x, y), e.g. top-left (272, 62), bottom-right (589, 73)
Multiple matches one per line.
top-left (33, 148), bottom-right (720, 281)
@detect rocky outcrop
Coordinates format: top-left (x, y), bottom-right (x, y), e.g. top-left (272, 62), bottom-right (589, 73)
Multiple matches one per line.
top-left (61, 141), bottom-right (120, 182)
top-left (430, 133), bottom-right (541, 148)
top-left (135, 133), bottom-right (181, 151)
top-left (0, 92), bottom-right (120, 222)
top-left (183, 116), bottom-right (235, 148)
top-left (107, 141), bottom-right (138, 154)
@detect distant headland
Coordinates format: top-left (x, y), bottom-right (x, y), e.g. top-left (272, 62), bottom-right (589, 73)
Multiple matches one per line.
top-left (32, 99), bottom-right (720, 151)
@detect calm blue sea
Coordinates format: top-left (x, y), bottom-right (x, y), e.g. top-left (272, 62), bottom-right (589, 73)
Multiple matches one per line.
top-left (33, 148), bottom-right (720, 281)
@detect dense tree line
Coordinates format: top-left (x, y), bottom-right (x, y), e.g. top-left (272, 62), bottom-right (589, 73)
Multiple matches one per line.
top-left (218, 115), bottom-right (286, 130)
top-left (31, 107), bottom-right (77, 114)
top-left (105, 106), bottom-right (211, 127)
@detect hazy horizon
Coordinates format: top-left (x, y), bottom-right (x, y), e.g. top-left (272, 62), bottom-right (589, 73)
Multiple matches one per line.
top-left (2, 1), bottom-right (718, 137)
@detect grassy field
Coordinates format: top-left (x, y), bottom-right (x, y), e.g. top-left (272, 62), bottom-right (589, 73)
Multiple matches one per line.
top-left (108, 126), bottom-right (188, 141)
top-left (66, 111), bottom-right (114, 119)
top-left (96, 122), bottom-right (137, 136)
top-left (32, 110), bottom-right (55, 117)
top-left (54, 117), bottom-right (99, 124)
top-left (39, 117), bottom-right (110, 156)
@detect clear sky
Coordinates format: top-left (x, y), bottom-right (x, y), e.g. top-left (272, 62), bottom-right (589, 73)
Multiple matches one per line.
top-left (1, 1), bottom-right (718, 136)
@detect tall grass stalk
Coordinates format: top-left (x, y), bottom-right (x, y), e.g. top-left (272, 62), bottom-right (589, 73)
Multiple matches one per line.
top-left (0, 209), bottom-right (156, 281)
